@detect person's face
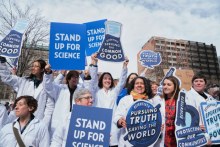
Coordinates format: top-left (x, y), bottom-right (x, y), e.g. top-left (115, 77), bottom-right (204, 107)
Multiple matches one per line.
top-left (163, 79), bottom-right (175, 97)
top-left (128, 74), bottom-right (138, 84)
top-left (76, 93), bottom-right (93, 106)
top-left (192, 78), bottom-right (206, 93)
top-left (133, 78), bottom-right (145, 94)
top-left (14, 99), bottom-right (33, 118)
top-left (151, 84), bottom-right (158, 96)
top-left (68, 76), bottom-right (79, 88)
top-left (31, 61), bottom-right (42, 76)
top-left (102, 74), bottom-right (112, 89)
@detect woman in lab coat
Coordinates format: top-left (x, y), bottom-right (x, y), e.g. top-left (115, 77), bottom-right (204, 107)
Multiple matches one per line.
top-left (0, 95), bottom-right (49, 147)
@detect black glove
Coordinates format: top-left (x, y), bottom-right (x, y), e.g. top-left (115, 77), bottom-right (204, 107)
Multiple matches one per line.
top-left (0, 56), bottom-right (6, 63)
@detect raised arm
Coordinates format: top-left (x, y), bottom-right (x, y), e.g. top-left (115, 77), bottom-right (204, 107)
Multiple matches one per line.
top-left (88, 53), bottom-right (99, 99)
top-left (43, 64), bottom-right (61, 102)
top-left (114, 58), bottom-right (128, 96)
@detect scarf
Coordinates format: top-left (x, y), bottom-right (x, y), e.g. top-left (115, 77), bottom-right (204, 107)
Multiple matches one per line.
top-left (32, 76), bottom-right (42, 88)
top-left (130, 90), bottom-right (147, 101)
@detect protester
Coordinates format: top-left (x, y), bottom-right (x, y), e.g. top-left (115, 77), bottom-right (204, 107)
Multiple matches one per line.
top-left (89, 53), bottom-right (128, 146)
top-left (43, 64), bottom-right (82, 136)
top-left (186, 73), bottom-right (211, 124)
top-left (0, 95), bottom-right (49, 147)
top-left (0, 59), bottom-right (54, 126)
top-left (116, 73), bottom-right (138, 105)
top-left (163, 76), bottom-right (180, 147)
top-left (151, 81), bottom-right (159, 97)
top-left (206, 83), bottom-right (220, 100)
top-left (50, 88), bottom-right (93, 147)
top-left (114, 76), bottom-right (152, 146)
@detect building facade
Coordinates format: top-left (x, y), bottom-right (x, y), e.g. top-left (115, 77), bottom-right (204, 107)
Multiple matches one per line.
top-left (137, 36), bottom-right (220, 85)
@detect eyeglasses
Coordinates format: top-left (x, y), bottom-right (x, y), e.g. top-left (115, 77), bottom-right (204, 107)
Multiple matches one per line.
top-left (79, 96), bottom-right (93, 100)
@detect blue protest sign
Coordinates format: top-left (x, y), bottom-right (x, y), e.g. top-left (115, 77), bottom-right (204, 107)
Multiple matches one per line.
top-left (139, 50), bottom-right (162, 69)
top-left (49, 22), bottom-right (86, 70)
top-left (84, 19), bottom-right (106, 56)
top-left (175, 89), bottom-right (207, 146)
top-left (200, 99), bottom-right (220, 144)
top-left (97, 21), bottom-right (125, 62)
top-left (124, 100), bottom-right (162, 146)
top-left (66, 105), bottom-right (112, 147)
top-left (0, 19), bottom-right (29, 58)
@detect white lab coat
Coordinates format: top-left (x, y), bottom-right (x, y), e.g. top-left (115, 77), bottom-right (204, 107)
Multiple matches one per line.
top-left (186, 87), bottom-right (210, 125)
top-left (0, 104), bottom-right (7, 130)
top-left (0, 63), bottom-right (54, 126)
top-left (43, 73), bottom-right (81, 136)
top-left (89, 66), bottom-right (127, 146)
top-left (50, 113), bottom-right (71, 147)
top-left (150, 95), bottom-right (165, 147)
top-left (0, 117), bottom-right (50, 147)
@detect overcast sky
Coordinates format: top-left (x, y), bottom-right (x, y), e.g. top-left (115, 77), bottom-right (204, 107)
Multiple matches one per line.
top-left (15, 0), bottom-right (220, 77)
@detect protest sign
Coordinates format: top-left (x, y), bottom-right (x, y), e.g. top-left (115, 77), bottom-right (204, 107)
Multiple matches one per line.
top-left (49, 22), bottom-right (86, 70)
top-left (97, 21), bottom-right (125, 62)
top-left (124, 100), bottom-right (162, 146)
top-left (200, 99), bottom-right (220, 144)
top-left (0, 19), bottom-right (29, 58)
top-left (139, 50), bottom-right (162, 69)
top-left (66, 105), bottom-right (112, 147)
top-left (84, 19), bottom-right (106, 56)
top-left (175, 89), bottom-right (207, 146)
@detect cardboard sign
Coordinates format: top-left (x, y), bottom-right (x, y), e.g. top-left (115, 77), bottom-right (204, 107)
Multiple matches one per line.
top-left (124, 100), bottom-right (162, 146)
top-left (200, 100), bottom-right (220, 144)
top-left (139, 50), bottom-right (162, 69)
top-left (66, 105), bottom-right (112, 147)
top-left (49, 22), bottom-right (86, 70)
top-left (84, 19), bottom-right (107, 56)
top-left (175, 89), bottom-right (207, 146)
top-left (0, 19), bottom-right (29, 58)
top-left (97, 21), bottom-right (125, 62)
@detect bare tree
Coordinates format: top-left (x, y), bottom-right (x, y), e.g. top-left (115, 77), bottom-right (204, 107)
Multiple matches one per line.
top-left (0, 0), bottom-right (49, 76)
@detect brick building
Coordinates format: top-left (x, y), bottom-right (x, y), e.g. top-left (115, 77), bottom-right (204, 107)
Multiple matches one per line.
top-left (137, 36), bottom-right (220, 85)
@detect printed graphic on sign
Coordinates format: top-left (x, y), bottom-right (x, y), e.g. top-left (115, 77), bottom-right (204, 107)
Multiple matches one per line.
top-left (124, 100), bottom-right (162, 146)
top-left (97, 21), bottom-right (125, 62)
top-left (0, 19), bottom-right (29, 58)
top-left (49, 22), bottom-right (86, 70)
top-left (139, 50), bottom-right (162, 69)
top-left (175, 89), bottom-right (207, 146)
top-left (200, 98), bottom-right (220, 144)
top-left (66, 105), bottom-right (112, 147)
top-left (157, 67), bottom-right (181, 96)
top-left (84, 19), bottom-right (106, 56)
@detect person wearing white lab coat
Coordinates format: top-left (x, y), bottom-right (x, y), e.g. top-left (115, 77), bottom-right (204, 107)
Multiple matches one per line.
top-left (0, 59), bottom-right (54, 126)
top-left (113, 76), bottom-right (153, 147)
top-left (186, 73), bottom-right (211, 125)
top-left (50, 88), bottom-right (93, 147)
top-left (0, 95), bottom-right (49, 147)
top-left (43, 64), bottom-right (83, 136)
top-left (89, 53), bottom-right (128, 146)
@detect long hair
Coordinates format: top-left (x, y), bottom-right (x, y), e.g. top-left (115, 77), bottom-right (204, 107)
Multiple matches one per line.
top-left (163, 76), bottom-right (180, 100)
top-left (124, 73), bottom-right (138, 88)
top-left (98, 72), bottom-right (114, 89)
top-left (127, 76), bottom-right (153, 99)
top-left (26, 59), bottom-right (46, 80)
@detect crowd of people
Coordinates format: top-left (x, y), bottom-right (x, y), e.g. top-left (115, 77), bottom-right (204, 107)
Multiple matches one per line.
top-left (0, 53), bottom-right (219, 147)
